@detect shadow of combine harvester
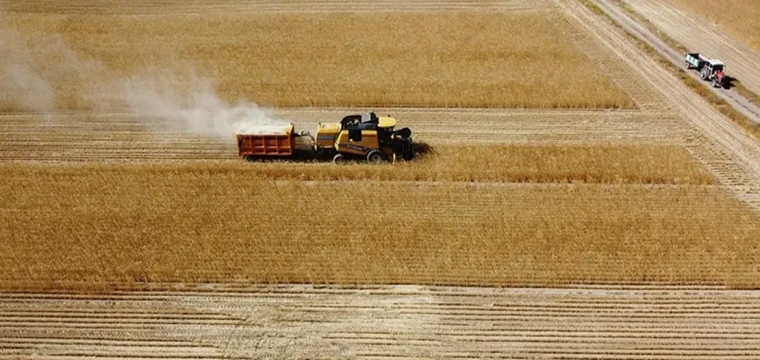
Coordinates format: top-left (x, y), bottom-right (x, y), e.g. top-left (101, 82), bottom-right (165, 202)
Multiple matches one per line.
top-left (237, 111), bottom-right (420, 164)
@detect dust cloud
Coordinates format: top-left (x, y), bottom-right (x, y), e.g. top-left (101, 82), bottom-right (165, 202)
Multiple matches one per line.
top-left (0, 13), bottom-right (286, 139)
top-left (0, 15), bottom-right (80, 112)
top-left (101, 67), bottom-right (288, 137)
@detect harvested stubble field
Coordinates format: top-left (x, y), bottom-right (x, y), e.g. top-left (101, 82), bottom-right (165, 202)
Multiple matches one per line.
top-left (667, 0), bottom-right (760, 52)
top-left (0, 110), bottom-right (688, 163)
top-left (4, 286), bottom-right (760, 359)
top-left (2, 10), bottom-right (634, 110)
top-left (1, 163), bottom-right (758, 290)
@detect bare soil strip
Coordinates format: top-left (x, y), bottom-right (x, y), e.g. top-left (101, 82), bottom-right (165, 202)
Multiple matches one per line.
top-left (624, 0), bottom-right (760, 99)
top-left (2, 285), bottom-right (760, 359)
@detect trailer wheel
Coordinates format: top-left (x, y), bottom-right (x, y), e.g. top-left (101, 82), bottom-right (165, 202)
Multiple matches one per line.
top-left (333, 153), bottom-right (346, 164)
top-left (366, 150), bottom-right (385, 163)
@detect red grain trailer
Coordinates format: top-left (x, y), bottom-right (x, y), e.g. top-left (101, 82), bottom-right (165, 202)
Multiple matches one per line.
top-left (236, 124), bottom-right (295, 160)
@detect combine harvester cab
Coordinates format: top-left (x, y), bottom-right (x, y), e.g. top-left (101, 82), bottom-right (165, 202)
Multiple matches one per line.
top-left (685, 52), bottom-right (727, 88)
top-left (315, 111), bottom-right (415, 164)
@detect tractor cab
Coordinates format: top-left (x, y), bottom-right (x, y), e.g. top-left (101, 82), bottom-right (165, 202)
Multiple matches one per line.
top-left (707, 60), bottom-right (724, 72)
top-left (704, 60), bottom-right (726, 87)
top-left (685, 53), bottom-right (727, 88)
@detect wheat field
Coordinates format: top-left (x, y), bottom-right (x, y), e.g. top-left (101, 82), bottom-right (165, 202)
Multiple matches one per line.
top-left (2, 11), bottom-right (634, 110)
top-left (0, 0), bottom-right (756, 291)
top-left (1, 166), bottom-right (757, 290)
top-left (5, 0), bottom-right (760, 357)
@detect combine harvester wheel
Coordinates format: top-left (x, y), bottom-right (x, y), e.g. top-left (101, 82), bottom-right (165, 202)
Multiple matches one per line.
top-left (333, 153), bottom-right (346, 164)
top-left (366, 150), bottom-right (385, 163)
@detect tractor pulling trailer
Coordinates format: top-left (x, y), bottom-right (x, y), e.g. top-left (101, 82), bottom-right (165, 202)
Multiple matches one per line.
top-left (237, 112), bottom-right (415, 163)
top-left (685, 52), bottom-right (727, 88)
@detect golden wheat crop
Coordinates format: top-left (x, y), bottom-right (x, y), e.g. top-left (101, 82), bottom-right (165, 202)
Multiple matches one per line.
top-left (246, 144), bottom-right (715, 185)
top-left (2, 10), bottom-right (634, 110)
top-left (0, 143), bottom-right (713, 184)
top-left (668, 0), bottom-right (760, 52)
top-left (0, 165), bottom-right (756, 290)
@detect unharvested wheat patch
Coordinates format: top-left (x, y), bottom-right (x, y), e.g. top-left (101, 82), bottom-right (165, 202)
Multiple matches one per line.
top-left (0, 166), bottom-right (758, 289)
top-left (0, 144), bottom-right (710, 184)
top-left (3, 11), bottom-right (632, 109)
top-left (243, 144), bottom-right (715, 185)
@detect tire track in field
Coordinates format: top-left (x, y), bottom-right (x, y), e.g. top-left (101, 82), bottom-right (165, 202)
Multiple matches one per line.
top-left (0, 109), bottom-right (681, 163)
top-left (555, 0), bottom-right (760, 213)
top-left (2, 0), bottom-right (547, 15)
top-left (2, 285), bottom-right (760, 359)
top-left (624, 0), bottom-right (760, 98)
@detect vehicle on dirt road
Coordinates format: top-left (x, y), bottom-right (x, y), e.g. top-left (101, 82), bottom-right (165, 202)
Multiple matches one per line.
top-left (685, 52), bottom-right (726, 88)
top-left (237, 111), bottom-right (415, 163)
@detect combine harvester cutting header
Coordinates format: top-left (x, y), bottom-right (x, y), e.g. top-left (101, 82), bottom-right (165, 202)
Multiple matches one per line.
top-left (685, 52), bottom-right (727, 88)
top-left (236, 111), bottom-right (415, 163)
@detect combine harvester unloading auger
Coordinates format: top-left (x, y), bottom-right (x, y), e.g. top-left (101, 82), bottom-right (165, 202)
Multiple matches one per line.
top-left (236, 111), bottom-right (415, 163)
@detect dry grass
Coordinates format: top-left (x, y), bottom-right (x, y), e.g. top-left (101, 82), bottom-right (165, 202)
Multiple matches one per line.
top-left (667, 0), bottom-right (760, 52)
top-left (3, 11), bottom-right (634, 109)
top-left (247, 144), bottom-right (715, 185)
top-left (0, 165), bottom-right (758, 290)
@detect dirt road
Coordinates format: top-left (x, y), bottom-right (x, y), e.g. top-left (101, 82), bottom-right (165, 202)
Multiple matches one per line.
top-left (588, 0), bottom-right (760, 123)
top-left (623, 0), bottom-right (760, 98)
top-left (559, 0), bottom-right (760, 211)
top-left (3, 284), bottom-right (760, 359)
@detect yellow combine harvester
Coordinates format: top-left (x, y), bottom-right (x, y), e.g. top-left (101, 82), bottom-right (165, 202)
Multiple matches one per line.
top-left (237, 111), bottom-right (415, 163)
